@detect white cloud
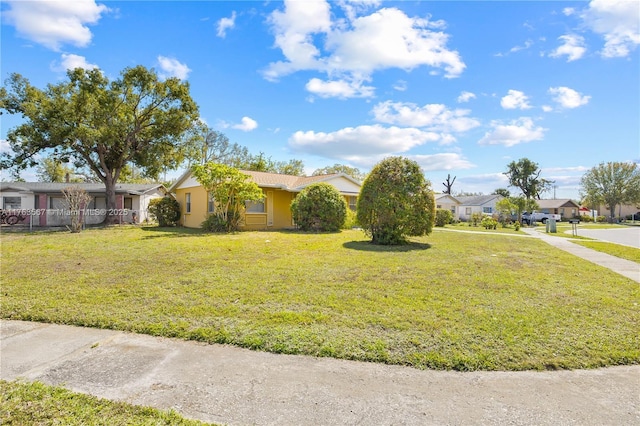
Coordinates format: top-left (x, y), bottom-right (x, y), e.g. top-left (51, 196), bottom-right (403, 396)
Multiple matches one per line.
top-left (500, 90), bottom-right (532, 110)
top-left (0, 139), bottom-right (12, 154)
top-left (233, 116), bottom-right (258, 132)
top-left (2, 0), bottom-right (109, 51)
top-left (393, 80), bottom-right (407, 92)
top-left (217, 11), bottom-right (236, 38)
top-left (264, 1), bottom-right (465, 97)
top-left (157, 56), bottom-right (191, 80)
top-left (305, 77), bottom-right (375, 99)
top-left (563, 7), bottom-right (576, 16)
top-left (478, 117), bottom-right (547, 147)
top-left (324, 8), bottom-right (465, 77)
top-left (582, 0), bottom-right (640, 58)
top-left (541, 105), bottom-right (554, 113)
top-left (51, 53), bottom-right (98, 72)
top-left (509, 39), bottom-right (533, 53)
top-left (289, 124), bottom-right (441, 163)
top-left (409, 153), bottom-right (475, 172)
top-left (548, 86), bottom-right (590, 109)
top-left (549, 34), bottom-right (587, 61)
top-left (457, 91), bottom-right (476, 103)
top-left (372, 101), bottom-right (480, 134)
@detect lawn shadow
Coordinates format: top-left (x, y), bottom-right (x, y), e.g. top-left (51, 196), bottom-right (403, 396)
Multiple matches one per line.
top-left (343, 240), bottom-right (431, 252)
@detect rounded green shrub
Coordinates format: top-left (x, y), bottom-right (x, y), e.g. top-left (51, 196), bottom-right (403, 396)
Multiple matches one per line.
top-left (356, 157), bottom-right (435, 245)
top-left (435, 209), bottom-right (454, 227)
top-left (148, 196), bottom-right (180, 227)
top-left (291, 183), bottom-right (347, 232)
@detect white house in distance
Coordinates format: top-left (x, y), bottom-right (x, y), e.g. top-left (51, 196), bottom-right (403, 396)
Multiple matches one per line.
top-left (435, 193), bottom-right (504, 221)
top-left (0, 182), bottom-right (168, 226)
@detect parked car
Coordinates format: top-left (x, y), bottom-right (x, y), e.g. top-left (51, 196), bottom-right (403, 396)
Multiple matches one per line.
top-left (521, 211), bottom-right (562, 224)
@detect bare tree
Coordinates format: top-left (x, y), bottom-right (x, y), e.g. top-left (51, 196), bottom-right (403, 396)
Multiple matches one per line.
top-left (62, 186), bottom-right (92, 233)
top-left (442, 174), bottom-right (456, 194)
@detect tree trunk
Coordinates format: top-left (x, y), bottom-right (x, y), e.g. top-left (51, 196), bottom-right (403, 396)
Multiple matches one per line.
top-left (609, 203), bottom-right (617, 223)
top-left (104, 174), bottom-right (118, 225)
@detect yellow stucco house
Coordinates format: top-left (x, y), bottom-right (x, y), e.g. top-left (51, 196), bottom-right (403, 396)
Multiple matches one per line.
top-left (169, 169), bottom-right (361, 230)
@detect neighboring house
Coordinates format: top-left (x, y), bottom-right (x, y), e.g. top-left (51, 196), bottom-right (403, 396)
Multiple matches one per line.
top-left (596, 202), bottom-right (640, 220)
top-left (0, 182), bottom-right (168, 226)
top-left (435, 193), bottom-right (460, 218)
top-left (535, 199), bottom-right (581, 219)
top-left (169, 169), bottom-right (361, 230)
top-left (455, 195), bottom-right (503, 221)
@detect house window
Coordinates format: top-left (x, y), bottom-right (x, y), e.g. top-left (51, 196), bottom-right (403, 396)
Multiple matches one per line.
top-left (246, 200), bottom-right (265, 213)
top-left (483, 207), bottom-right (492, 214)
top-left (3, 197), bottom-right (21, 209)
top-left (124, 197), bottom-right (133, 210)
top-left (185, 193), bottom-right (191, 213)
top-left (450, 206), bottom-right (456, 215)
top-left (208, 192), bottom-right (215, 213)
top-left (87, 197), bottom-right (106, 210)
top-left (465, 207), bottom-right (472, 215)
top-left (348, 196), bottom-right (357, 211)
top-left (436, 204), bottom-right (442, 209)
top-left (49, 197), bottom-right (65, 209)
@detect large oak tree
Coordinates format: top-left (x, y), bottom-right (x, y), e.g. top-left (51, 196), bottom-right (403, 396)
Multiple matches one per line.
top-left (504, 158), bottom-right (551, 200)
top-left (1, 66), bottom-right (199, 223)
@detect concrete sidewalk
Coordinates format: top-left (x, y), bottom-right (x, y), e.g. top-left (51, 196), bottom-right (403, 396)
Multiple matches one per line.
top-left (521, 228), bottom-right (639, 282)
top-left (2, 320), bottom-right (639, 426)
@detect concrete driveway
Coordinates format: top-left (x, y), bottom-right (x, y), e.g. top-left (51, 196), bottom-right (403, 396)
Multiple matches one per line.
top-left (575, 226), bottom-right (640, 248)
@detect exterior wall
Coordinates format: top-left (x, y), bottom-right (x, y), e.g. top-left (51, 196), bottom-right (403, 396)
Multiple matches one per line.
top-left (538, 206), bottom-right (579, 218)
top-left (1, 191), bottom-right (34, 210)
top-left (271, 189), bottom-right (295, 229)
top-left (243, 189), bottom-right (295, 230)
top-left (136, 189), bottom-right (165, 223)
top-left (175, 186), bottom-right (208, 228)
top-left (324, 176), bottom-right (361, 195)
top-left (436, 199), bottom-right (458, 218)
top-left (598, 203), bottom-right (640, 219)
top-left (459, 206), bottom-right (482, 221)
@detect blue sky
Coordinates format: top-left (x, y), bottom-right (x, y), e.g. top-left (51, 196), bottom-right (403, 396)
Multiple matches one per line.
top-left (1, 0), bottom-right (639, 199)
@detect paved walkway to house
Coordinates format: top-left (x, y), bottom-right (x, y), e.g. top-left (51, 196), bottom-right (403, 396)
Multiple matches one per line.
top-left (520, 227), bottom-right (639, 282)
top-left (2, 320), bottom-right (639, 426)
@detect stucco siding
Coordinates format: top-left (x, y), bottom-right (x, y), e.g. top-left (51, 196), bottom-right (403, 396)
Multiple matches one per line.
top-left (271, 189), bottom-right (294, 229)
top-left (175, 186), bottom-right (208, 228)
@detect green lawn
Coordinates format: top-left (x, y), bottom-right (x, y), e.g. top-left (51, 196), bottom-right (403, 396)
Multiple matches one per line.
top-left (0, 380), bottom-right (211, 425)
top-left (572, 240), bottom-right (640, 263)
top-left (1, 226), bottom-right (638, 371)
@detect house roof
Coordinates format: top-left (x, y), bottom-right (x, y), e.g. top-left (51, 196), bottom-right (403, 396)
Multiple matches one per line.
top-left (535, 199), bottom-right (580, 209)
top-left (455, 194), bottom-right (502, 206)
top-left (435, 193), bottom-right (460, 203)
top-left (0, 182), bottom-right (166, 195)
top-left (169, 168), bottom-right (361, 194)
